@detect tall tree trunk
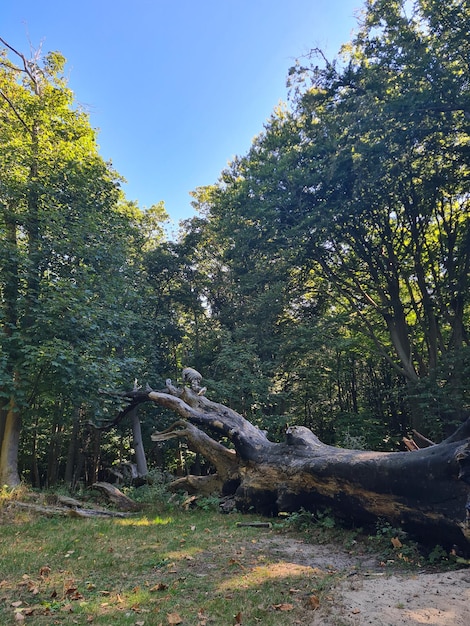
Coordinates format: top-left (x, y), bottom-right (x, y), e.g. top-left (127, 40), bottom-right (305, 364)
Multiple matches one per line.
top-left (0, 398), bottom-right (21, 487)
top-left (31, 413), bottom-right (41, 488)
top-left (46, 418), bottom-right (63, 487)
top-left (130, 407), bottom-right (148, 478)
top-left (0, 210), bottom-right (21, 488)
top-left (90, 428), bottom-right (101, 486)
top-left (64, 408), bottom-right (81, 488)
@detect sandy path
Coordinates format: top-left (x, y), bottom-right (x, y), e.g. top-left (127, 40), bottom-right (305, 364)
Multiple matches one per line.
top-left (256, 535), bottom-right (470, 626)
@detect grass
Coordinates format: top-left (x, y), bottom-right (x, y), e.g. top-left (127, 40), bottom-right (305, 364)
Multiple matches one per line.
top-left (1, 487), bottom-right (460, 625)
top-left (0, 489), bottom-right (340, 626)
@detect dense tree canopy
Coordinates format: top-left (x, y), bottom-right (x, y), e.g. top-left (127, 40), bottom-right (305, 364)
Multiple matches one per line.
top-left (1, 0), bottom-right (469, 488)
top-left (183, 0), bottom-right (469, 440)
top-left (0, 40), bottom-right (168, 487)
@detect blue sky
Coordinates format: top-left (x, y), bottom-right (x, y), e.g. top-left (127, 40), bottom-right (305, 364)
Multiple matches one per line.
top-left (2, 0), bottom-right (362, 229)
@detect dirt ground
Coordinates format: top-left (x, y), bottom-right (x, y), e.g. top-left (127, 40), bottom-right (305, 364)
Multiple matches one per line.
top-left (256, 535), bottom-right (470, 626)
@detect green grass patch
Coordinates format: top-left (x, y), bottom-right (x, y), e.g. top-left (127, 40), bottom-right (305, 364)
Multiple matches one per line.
top-left (0, 494), bottom-right (340, 626)
top-left (1, 487), bottom-right (457, 625)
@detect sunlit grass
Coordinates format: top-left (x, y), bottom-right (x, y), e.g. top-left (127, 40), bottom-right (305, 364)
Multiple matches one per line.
top-left (0, 497), bottom-right (343, 625)
top-left (116, 514), bottom-right (173, 526)
top-left (218, 561), bottom-right (324, 591)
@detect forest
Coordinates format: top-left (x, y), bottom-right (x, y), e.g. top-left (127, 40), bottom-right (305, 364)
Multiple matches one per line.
top-left (1, 0), bottom-right (469, 528)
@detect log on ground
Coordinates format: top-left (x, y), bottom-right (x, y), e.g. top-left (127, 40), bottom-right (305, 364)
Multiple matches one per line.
top-left (114, 377), bottom-right (470, 553)
top-left (92, 482), bottom-right (142, 511)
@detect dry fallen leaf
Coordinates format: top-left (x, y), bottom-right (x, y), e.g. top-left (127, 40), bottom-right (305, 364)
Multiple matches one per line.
top-left (351, 608), bottom-right (361, 614)
top-left (391, 536), bottom-right (403, 549)
top-left (70, 591), bottom-right (84, 600)
top-left (150, 582), bottom-right (168, 592)
top-left (233, 611), bottom-right (242, 624)
top-left (27, 581), bottom-right (39, 595)
top-left (167, 613), bottom-right (183, 625)
top-left (306, 595), bottom-right (320, 610)
top-left (14, 613), bottom-right (25, 623)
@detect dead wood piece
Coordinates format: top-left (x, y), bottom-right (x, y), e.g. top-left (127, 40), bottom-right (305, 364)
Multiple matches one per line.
top-left (236, 522), bottom-right (272, 528)
top-left (412, 430), bottom-right (436, 448)
top-left (68, 508), bottom-right (130, 519)
top-left (152, 420), bottom-right (240, 483)
top-left (113, 375), bottom-right (470, 554)
top-left (181, 495), bottom-right (198, 510)
top-left (169, 474), bottom-right (223, 496)
top-left (10, 501), bottom-right (71, 517)
top-left (220, 495), bottom-right (237, 513)
top-left (403, 437), bottom-right (419, 451)
top-left (10, 500), bottom-right (131, 519)
top-left (57, 495), bottom-right (83, 508)
top-left (92, 481), bottom-right (142, 511)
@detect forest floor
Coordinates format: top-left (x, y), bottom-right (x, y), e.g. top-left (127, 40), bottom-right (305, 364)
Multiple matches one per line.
top-left (250, 533), bottom-right (470, 626)
top-left (1, 489), bottom-right (469, 625)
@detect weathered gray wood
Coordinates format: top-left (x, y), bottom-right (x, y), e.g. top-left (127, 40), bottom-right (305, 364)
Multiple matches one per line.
top-left (120, 379), bottom-right (470, 553)
top-left (92, 481), bottom-right (142, 511)
top-left (236, 522), bottom-right (272, 528)
top-left (11, 501), bottom-right (71, 517)
top-left (57, 495), bottom-right (83, 508)
top-left (10, 500), bottom-right (130, 518)
top-left (68, 507), bottom-right (130, 518)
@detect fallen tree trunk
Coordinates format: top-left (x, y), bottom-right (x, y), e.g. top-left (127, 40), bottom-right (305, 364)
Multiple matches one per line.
top-left (92, 481), bottom-right (142, 512)
top-left (10, 501), bottom-right (131, 518)
top-left (115, 377), bottom-right (470, 553)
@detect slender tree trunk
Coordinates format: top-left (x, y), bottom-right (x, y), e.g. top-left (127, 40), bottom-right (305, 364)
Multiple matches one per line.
top-left (0, 397), bottom-right (21, 487)
top-left (90, 428), bottom-right (101, 485)
top-left (0, 404), bottom-right (6, 457)
top-left (176, 441), bottom-right (184, 476)
top-left (65, 408), bottom-right (81, 488)
top-left (0, 210), bottom-right (21, 488)
top-left (46, 418), bottom-right (63, 487)
top-left (31, 413), bottom-right (41, 488)
top-left (130, 407), bottom-right (148, 478)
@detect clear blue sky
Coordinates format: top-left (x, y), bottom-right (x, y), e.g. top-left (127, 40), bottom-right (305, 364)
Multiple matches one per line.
top-left (2, 0), bottom-right (362, 228)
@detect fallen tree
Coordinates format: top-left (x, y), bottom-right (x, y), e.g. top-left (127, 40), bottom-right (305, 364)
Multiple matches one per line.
top-left (112, 375), bottom-right (470, 553)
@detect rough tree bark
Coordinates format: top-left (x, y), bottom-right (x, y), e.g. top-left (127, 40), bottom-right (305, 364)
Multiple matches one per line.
top-left (129, 406), bottom-right (148, 478)
top-left (0, 399), bottom-right (21, 488)
top-left (116, 377), bottom-right (470, 553)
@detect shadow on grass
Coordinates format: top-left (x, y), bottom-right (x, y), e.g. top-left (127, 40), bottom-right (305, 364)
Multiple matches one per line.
top-left (0, 507), bottom-right (339, 625)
